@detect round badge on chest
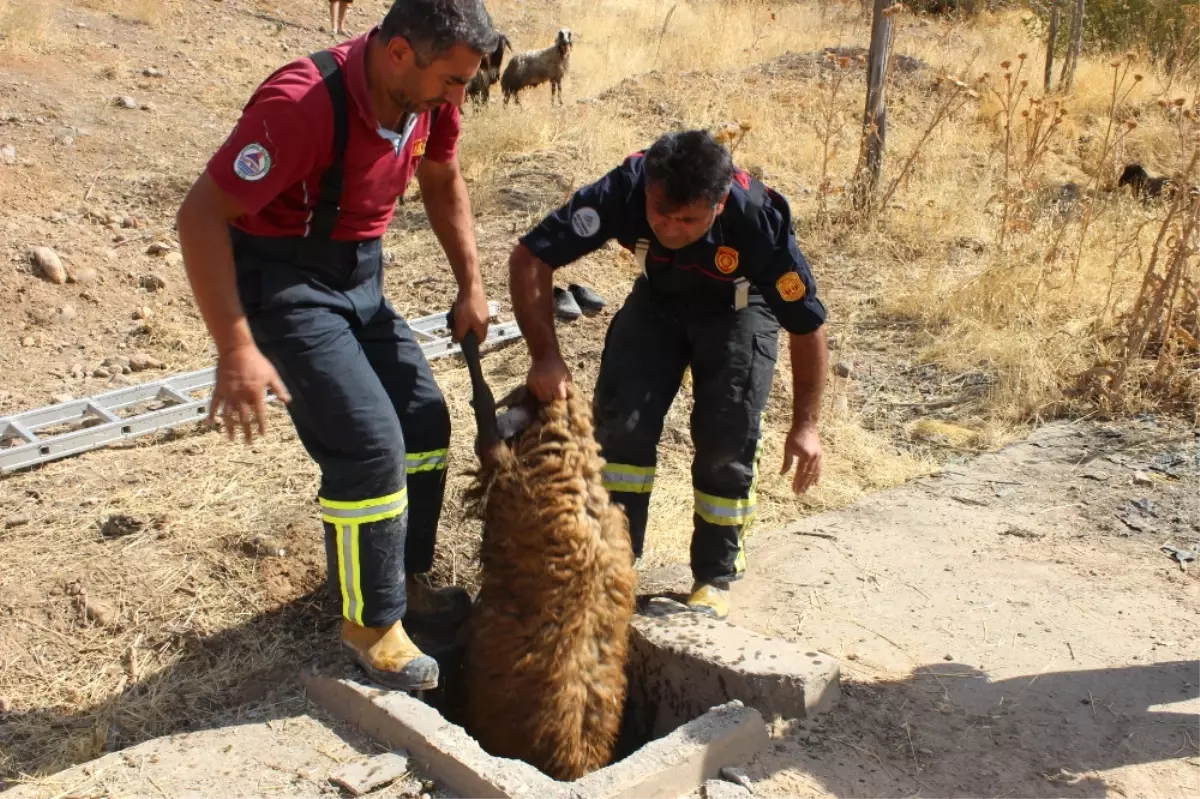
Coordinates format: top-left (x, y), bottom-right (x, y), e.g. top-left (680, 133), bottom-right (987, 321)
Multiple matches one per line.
top-left (715, 245), bottom-right (739, 274)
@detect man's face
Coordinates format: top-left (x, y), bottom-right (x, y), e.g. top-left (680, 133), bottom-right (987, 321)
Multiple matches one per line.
top-left (645, 181), bottom-right (727, 250)
top-left (385, 38), bottom-right (484, 114)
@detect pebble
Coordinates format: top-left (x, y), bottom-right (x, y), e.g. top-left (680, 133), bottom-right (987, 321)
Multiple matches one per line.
top-left (143, 67), bottom-right (165, 77)
top-left (834, 361), bottom-right (853, 378)
top-left (70, 363), bottom-right (84, 378)
top-left (56, 135), bottom-right (75, 147)
top-left (4, 515), bottom-right (30, 529)
top-left (0, 698), bottom-right (9, 712)
top-left (943, 653), bottom-right (954, 661)
top-left (114, 95), bottom-right (138, 109)
top-left (84, 598), bottom-right (118, 627)
top-left (30, 246), bottom-right (67, 284)
top-left (140, 103), bottom-right (156, 113)
top-left (129, 353), bottom-right (163, 371)
top-left (56, 304), bottom-right (77, 323)
top-left (145, 242), bottom-right (174, 256)
top-left (140, 274), bottom-right (167, 291)
top-left (21, 336), bottom-right (36, 347)
top-left (806, 732), bottom-right (821, 745)
top-left (164, 251), bottom-right (183, 268)
top-left (133, 306), bottom-right (153, 320)
top-left (826, 334), bottom-right (839, 350)
top-left (0, 144), bottom-right (15, 165)
top-left (1132, 471), bottom-right (1153, 487)
top-left (69, 265), bottom-right (99, 284)
top-left (93, 367), bottom-right (112, 378)
top-left (704, 781), bottom-right (752, 799)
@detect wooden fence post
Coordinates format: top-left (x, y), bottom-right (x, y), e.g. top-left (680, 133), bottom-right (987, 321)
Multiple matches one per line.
top-left (852, 0), bottom-right (893, 215)
top-left (1044, 0), bottom-right (1060, 92)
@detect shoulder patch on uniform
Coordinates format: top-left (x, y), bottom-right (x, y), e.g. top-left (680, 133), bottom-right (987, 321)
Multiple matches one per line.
top-left (571, 206), bottom-right (601, 237)
top-left (776, 271), bottom-right (806, 302)
top-left (733, 170), bottom-right (751, 190)
top-left (413, 136), bottom-right (427, 157)
top-left (234, 143), bottom-right (271, 181)
top-left (715, 245), bottom-right (739, 274)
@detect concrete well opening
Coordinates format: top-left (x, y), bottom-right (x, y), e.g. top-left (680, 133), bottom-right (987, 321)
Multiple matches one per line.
top-left (301, 597), bottom-right (840, 798)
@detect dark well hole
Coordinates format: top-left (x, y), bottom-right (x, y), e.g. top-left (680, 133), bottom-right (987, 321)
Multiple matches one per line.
top-left (406, 617), bottom-right (700, 777)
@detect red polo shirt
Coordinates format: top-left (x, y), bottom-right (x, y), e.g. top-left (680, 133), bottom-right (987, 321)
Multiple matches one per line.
top-left (207, 27), bottom-right (460, 241)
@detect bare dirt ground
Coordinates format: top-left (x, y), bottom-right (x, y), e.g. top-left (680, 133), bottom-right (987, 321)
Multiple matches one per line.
top-left (663, 418), bottom-right (1200, 799)
top-left (0, 0), bottom-right (1197, 796)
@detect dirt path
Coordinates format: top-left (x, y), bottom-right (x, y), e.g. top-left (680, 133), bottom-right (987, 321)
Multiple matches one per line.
top-left (717, 419), bottom-right (1200, 798)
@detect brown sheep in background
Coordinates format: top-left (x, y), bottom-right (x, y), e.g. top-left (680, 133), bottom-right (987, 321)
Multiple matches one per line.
top-left (461, 382), bottom-right (637, 781)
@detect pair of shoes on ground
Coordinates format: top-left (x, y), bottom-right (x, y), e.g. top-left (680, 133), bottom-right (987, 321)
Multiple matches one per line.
top-left (341, 577), bottom-right (471, 692)
top-left (554, 283), bottom-right (606, 321)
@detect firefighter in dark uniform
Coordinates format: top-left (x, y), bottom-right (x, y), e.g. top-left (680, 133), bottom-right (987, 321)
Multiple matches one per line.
top-left (508, 130), bottom-right (829, 620)
top-left (175, 0), bottom-right (499, 691)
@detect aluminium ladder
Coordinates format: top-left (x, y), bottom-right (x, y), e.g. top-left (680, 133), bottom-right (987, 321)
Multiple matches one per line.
top-left (0, 303), bottom-right (523, 475)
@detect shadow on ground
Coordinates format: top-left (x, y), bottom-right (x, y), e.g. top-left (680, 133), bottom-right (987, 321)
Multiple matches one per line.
top-left (741, 658), bottom-right (1199, 798)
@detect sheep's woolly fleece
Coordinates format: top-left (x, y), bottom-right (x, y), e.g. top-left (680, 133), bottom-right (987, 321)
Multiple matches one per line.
top-left (462, 384), bottom-right (637, 781)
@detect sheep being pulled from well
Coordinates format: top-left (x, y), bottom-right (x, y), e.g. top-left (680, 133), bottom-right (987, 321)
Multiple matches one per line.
top-left (500, 28), bottom-right (573, 106)
top-left (466, 32), bottom-right (511, 106)
top-left (461, 378), bottom-right (637, 781)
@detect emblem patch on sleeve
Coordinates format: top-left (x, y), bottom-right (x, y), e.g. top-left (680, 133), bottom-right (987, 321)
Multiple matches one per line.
top-left (715, 245), bottom-right (739, 274)
top-left (571, 207), bottom-right (601, 237)
top-left (776, 271), bottom-right (807, 301)
top-left (233, 143), bottom-right (271, 182)
top-left (413, 136), bottom-right (427, 157)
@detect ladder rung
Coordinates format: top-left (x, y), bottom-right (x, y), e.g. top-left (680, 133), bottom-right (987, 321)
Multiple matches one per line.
top-left (86, 403), bottom-right (121, 425)
top-left (0, 419), bottom-right (38, 445)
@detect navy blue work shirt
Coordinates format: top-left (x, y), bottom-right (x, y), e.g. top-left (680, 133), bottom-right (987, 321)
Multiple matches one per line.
top-left (518, 151), bottom-right (827, 335)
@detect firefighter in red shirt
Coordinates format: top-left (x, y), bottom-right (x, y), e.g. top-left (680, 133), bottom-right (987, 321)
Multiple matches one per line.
top-left (175, 0), bottom-right (499, 692)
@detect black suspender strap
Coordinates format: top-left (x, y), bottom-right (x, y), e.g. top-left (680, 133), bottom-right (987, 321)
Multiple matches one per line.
top-left (744, 176), bottom-right (766, 219)
top-left (308, 49), bottom-right (349, 240)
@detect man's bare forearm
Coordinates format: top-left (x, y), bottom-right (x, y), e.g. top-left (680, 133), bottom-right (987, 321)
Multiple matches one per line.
top-left (508, 244), bottom-right (561, 362)
top-left (419, 158), bottom-right (482, 293)
top-left (177, 174), bottom-right (254, 356)
top-left (788, 327), bottom-right (828, 427)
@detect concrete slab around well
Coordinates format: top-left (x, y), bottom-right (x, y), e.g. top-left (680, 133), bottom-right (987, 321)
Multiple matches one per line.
top-left (298, 600), bottom-right (841, 799)
top-left (629, 597), bottom-right (842, 737)
top-left (299, 666), bottom-right (768, 799)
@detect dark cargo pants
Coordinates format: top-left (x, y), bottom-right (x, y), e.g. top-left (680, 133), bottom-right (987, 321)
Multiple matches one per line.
top-left (232, 229), bottom-right (451, 628)
top-left (593, 277), bottom-right (781, 585)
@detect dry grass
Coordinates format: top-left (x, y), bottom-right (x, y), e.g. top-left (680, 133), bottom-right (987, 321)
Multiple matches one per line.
top-left (0, 0), bottom-right (59, 53)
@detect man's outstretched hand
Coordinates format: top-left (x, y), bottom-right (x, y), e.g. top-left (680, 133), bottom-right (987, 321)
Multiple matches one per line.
top-left (781, 422), bottom-right (823, 493)
top-left (207, 344), bottom-right (291, 444)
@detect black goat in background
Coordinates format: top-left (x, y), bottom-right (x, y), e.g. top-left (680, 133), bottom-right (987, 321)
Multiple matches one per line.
top-left (467, 33), bottom-right (512, 106)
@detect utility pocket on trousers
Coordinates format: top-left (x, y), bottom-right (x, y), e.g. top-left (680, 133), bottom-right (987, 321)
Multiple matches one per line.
top-left (744, 330), bottom-right (780, 420)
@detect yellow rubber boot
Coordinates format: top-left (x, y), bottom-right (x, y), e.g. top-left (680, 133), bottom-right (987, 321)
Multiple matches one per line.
top-left (406, 575), bottom-right (472, 627)
top-left (341, 619), bottom-right (439, 691)
top-left (686, 581), bottom-right (730, 620)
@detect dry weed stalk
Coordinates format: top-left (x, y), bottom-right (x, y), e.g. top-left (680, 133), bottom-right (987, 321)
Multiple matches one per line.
top-left (1063, 53), bottom-right (1144, 284)
top-left (869, 73), bottom-right (977, 221)
top-left (1077, 147), bottom-right (1200, 413)
top-left (812, 52), bottom-right (857, 225)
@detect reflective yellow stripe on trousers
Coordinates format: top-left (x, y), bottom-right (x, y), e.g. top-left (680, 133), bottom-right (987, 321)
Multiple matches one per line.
top-left (602, 464), bottom-right (656, 494)
top-left (406, 449), bottom-right (448, 474)
top-left (319, 489), bottom-right (409, 625)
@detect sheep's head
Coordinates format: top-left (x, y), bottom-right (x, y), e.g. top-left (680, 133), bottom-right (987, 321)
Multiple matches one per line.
top-left (556, 28), bottom-right (573, 55)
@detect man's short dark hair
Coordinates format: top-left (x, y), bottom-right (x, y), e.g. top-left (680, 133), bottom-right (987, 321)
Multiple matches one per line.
top-left (380, 0), bottom-right (498, 67)
top-left (644, 130), bottom-right (734, 209)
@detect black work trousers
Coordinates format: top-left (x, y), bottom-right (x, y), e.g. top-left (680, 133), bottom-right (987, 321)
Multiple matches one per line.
top-left (232, 229), bottom-right (451, 628)
top-left (593, 277), bottom-right (781, 585)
